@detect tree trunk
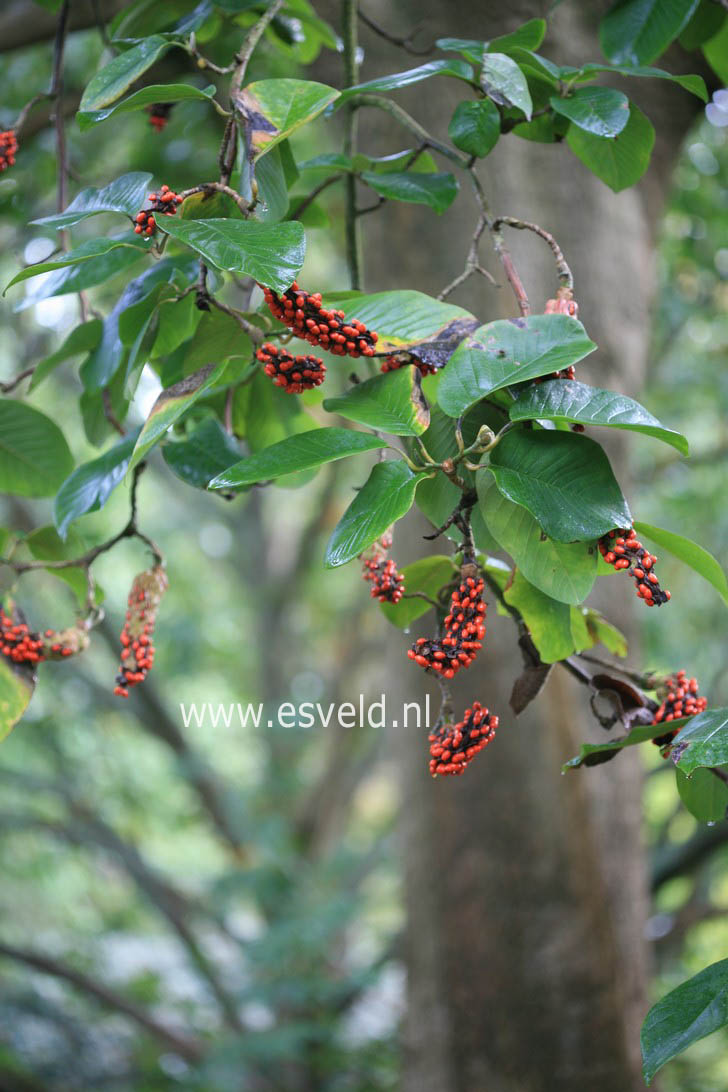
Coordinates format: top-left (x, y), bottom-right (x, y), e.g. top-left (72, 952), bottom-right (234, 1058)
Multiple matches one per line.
top-left (319, 2), bottom-right (702, 1088)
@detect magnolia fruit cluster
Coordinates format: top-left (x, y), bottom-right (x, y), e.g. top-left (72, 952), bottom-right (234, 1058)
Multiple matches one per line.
top-left (408, 573), bottom-right (486, 679)
top-left (0, 606), bottom-right (89, 666)
top-left (256, 343), bottom-right (326, 394)
top-left (599, 528), bottom-right (671, 607)
top-left (361, 535), bottom-right (405, 604)
top-left (134, 185), bottom-right (183, 237)
top-left (429, 702), bottom-right (498, 777)
top-left (381, 351), bottom-right (435, 377)
top-left (261, 282), bottom-right (378, 358)
top-left (0, 130), bottom-right (18, 171)
top-left (114, 565), bottom-right (167, 698)
top-left (147, 103), bottom-right (173, 132)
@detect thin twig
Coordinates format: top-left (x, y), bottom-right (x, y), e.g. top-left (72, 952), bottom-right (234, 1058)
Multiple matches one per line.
top-left (491, 215), bottom-right (574, 291)
top-left (343, 0), bottom-right (363, 289)
top-left (50, 0), bottom-right (70, 249)
top-left (0, 367), bottom-right (36, 395)
top-left (287, 174), bottom-right (343, 221)
top-left (180, 181), bottom-right (249, 216)
top-left (358, 8), bottom-right (433, 55)
top-left (230, 0), bottom-right (285, 96)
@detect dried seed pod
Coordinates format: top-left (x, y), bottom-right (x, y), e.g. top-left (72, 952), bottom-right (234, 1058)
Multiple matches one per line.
top-left (134, 184), bottom-right (184, 237)
top-left (408, 574), bottom-right (486, 679)
top-left (40, 623), bottom-right (90, 660)
top-left (599, 528), bottom-right (671, 607)
top-left (114, 564), bottom-right (168, 698)
top-left (651, 669), bottom-right (708, 748)
top-left (256, 342), bottom-right (326, 393)
top-left (0, 129), bottom-right (18, 171)
top-left (429, 702), bottom-right (498, 777)
top-left (147, 103), bottom-right (174, 132)
top-left (380, 352), bottom-right (436, 377)
top-left (0, 607), bottom-right (89, 666)
top-left (260, 281), bottom-right (378, 358)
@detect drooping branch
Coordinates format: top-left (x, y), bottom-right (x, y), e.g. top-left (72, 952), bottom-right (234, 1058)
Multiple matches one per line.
top-left (342, 0), bottom-right (363, 289)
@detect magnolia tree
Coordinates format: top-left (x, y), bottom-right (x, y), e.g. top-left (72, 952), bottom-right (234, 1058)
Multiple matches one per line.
top-left (1, 0), bottom-right (727, 1083)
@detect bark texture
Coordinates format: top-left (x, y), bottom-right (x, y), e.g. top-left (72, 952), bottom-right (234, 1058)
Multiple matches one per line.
top-left (318, 2), bottom-right (703, 1089)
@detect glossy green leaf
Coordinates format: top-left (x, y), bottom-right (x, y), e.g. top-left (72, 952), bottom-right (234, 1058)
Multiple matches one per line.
top-left (378, 555), bottom-right (455, 628)
top-left (234, 78), bottom-right (339, 157)
top-left (53, 430), bottom-right (140, 539)
top-left (600, 0), bottom-right (699, 64)
top-left (566, 103), bottom-right (655, 192)
top-left (550, 87), bottom-right (630, 136)
top-left (504, 570), bottom-right (575, 663)
top-left (322, 289), bottom-right (475, 356)
top-left (437, 314), bottom-right (596, 417)
top-left (564, 722), bottom-right (683, 771)
top-left (481, 53), bottom-right (532, 118)
top-left (633, 521), bottom-right (728, 606)
top-left (359, 170), bottom-right (458, 214)
top-left (672, 709), bottom-right (728, 774)
top-left (5, 236), bottom-right (144, 291)
top-left (338, 60), bottom-right (474, 102)
top-left (209, 427), bottom-right (385, 490)
top-left (158, 218), bottom-right (305, 293)
top-left (571, 606), bottom-right (628, 657)
top-left (489, 426), bottom-right (631, 542)
top-left (0, 400), bottom-right (73, 498)
top-left (437, 20), bottom-right (547, 60)
top-left (509, 379), bottom-right (688, 453)
top-left (703, 20), bottom-right (728, 82)
top-left (448, 98), bottom-right (501, 157)
top-left (32, 171), bottom-right (152, 231)
top-left (477, 477), bottom-right (598, 604)
top-left (323, 368), bottom-right (430, 436)
top-left (676, 767), bottom-right (728, 823)
top-left (232, 370), bottom-right (316, 455)
top-left (0, 657), bottom-right (35, 743)
top-left (80, 36), bottom-right (175, 112)
top-left (15, 242), bottom-right (146, 313)
top-left (641, 959), bottom-right (728, 1084)
top-left (130, 361), bottom-right (229, 470)
top-left (567, 62), bottom-right (707, 101)
top-left (78, 82), bottom-right (218, 129)
top-left (29, 320), bottom-right (103, 390)
top-left (325, 461), bottom-right (427, 568)
top-left (162, 418), bottom-right (243, 489)
top-left (679, 0), bottom-right (725, 50)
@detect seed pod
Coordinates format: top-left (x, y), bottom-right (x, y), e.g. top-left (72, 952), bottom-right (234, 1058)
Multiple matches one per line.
top-left (256, 343), bottom-right (326, 393)
top-left (147, 103), bottom-right (174, 132)
top-left (260, 281), bottom-right (378, 359)
top-left (429, 702), bottom-right (498, 777)
top-left (40, 623), bottom-right (90, 660)
top-left (599, 527), bottom-right (671, 607)
top-left (408, 573), bottom-right (486, 679)
top-left (0, 130), bottom-right (18, 171)
top-left (651, 669), bottom-right (707, 749)
top-left (538, 289), bottom-right (578, 381)
top-left (381, 352), bottom-right (435, 377)
top-left (0, 606), bottom-right (89, 666)
top-left (134, 184), bottom-right (184, 237)
top-left (114, 564), bottom-right (168, 698)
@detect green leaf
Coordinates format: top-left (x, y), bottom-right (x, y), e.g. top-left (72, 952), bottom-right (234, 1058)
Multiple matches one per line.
top-left (488, 19), bottom-right (547, 52)
top-left (437, 314), bottom-right (596, 418)
top-left (633, 521), bottom-right (728, 606)
top-left (338, 60), bottom-right (474, 102)
top-left (448, 98), bottom-right (501, 157)
top-left (477, 477), bottom-right (598, 605)
top-left (600, 0), bottom-right (699, 64)
top-left (550, 87), bottom-right (630, 136)
top-left (29, 320), bottom-right (103, 390)
top-left (53, 430), bottom-right (140, 539)
top-left (489, 426), bottom-right (631, 542)
top-left (359, 170), bottom-right (458, 214)
top-left (209, 427), bottom-right (385, 490)
top-left (676, 767), bottom-right (728, 823)
top-left (509, 379), bottom-right (688, 454)
top-left (504, 570), bottom-right (575, 663)
top-left (0, 400), bottom-right (73, 498)
top-left (323, 369), bottom-right (430, 436)
top-left (564, 722), bottom-right (682, 770)
top-left (679, 0), bottom-right (726, 48)
top-left (15, 242), bottom-right (146, 312)
top-left (130, 361), bottom-right (229, 470)
top-left (566, 103), bottom-right (655, 192)
top-left (322, 289), bottom-right (475, 356)
top-left (5, 236), bottom-right (144, 292)
top-left (158, 218), bottom-right (305, 293)
top-left (234, 78), bottom-right (339, 158)
top-left (32, 171), bottom-right (152, 231)
top-left (80, 36), bottom-right (175, 112)
top-left (571, 606), bottom-right (628, 657)
top-left (641, 959), bottom-right (728, 1085)
top-left (672, 709), bottom-right (728, 775)
top-left (703, 19), bottom-right (728, 83)
top-left (78, 82), bottom-right (218, 129)
top-left (378, 555), bottom-right (455, 628)
top-left (325, 461), bottom-right (427, 568)
top-left (25, 525), bottom-right (98, 608)
top-left (162, 418), bottom-right (242, 488)
top-left (567, 62), bottom-right (708, 101)
top-left (0, 657), bottom-right (35, 743)
top-left (481, 53), bottom-right (532, 118)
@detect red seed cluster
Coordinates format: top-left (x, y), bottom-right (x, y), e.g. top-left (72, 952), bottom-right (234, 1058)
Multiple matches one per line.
top-left (652, 670), bottom-right (708, 750)
top-left (261, 282), bottom-right (378, 358)
top-left (429, 702), bottom-right (498, 777)
top-left (599, 528), bottom-right (671, 607)
top-left (380, 352), bottom-right (436, 377)
top-left (539, 292), bottom-right (578, 381)
top-left (147, 103), bottom-right (173, 132)
top-left (114, 565), bottom-right (167, 698)
top-left (408, 574), bottom-right (486, 679)
top-left (0, 608), bottom-right (88, 666)
top-left (0, 129), bottom-right (18, 171)
top-left (362, 557), bottom-right (404, 604)
top-left (256, 342), bottom-right (326, 394)
top-left (134, 184), bottom-right (183, 237)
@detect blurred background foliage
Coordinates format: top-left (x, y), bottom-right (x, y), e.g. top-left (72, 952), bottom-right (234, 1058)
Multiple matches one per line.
top-left (0, 6), bottom-right (726, 1090)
